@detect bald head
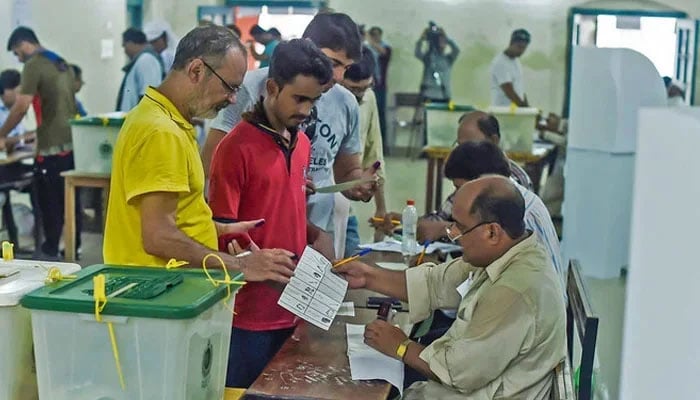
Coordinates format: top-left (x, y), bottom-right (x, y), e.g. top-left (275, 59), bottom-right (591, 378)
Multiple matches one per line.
top-left (457, 111), bottom-right (501, 146)
top-left (454, 176), bottom-right (525, 239)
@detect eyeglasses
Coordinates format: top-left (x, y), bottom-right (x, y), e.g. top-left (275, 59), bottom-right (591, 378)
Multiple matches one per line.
top-left (201, 59), bottom-right (241, 96)
top-left (445, 220), bottom-right (494, 242)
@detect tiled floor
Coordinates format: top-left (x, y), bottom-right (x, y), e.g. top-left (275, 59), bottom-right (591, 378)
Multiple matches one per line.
top-left (18, 155), bottom-right (625, 399)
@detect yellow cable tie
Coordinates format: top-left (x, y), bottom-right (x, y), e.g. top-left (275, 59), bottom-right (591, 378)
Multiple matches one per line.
top-left (45, 266), bottom-right (77, 284)
top-left (509, 102), bottom-right (518, 114)
top-left (165, 259), bottom-right (189, 269)
top-left (2, 241), bottom-right (14, 261)
top-left (107, 322), bottom-right (126, 390)
top-left (202, 253), bottom-right (249, 315)
top-left (101, 117), bottom-right (109, 126)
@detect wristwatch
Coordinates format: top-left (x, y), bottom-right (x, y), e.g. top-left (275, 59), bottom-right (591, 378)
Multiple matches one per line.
top-left (396, 339), bottom-right (412, 360)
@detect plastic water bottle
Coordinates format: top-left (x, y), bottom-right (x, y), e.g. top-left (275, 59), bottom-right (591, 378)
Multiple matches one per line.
top-left (401, 199), bottom-right (418, 258)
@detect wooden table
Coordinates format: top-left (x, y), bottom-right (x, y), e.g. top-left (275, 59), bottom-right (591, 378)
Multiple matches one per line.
top-left (243, 309), bottom-right (411, 400)
top-left (423, 146), bottom-right (452, 214)
top-left (61, 170), bottom-right (110, 262)
top-left (423, 143), bottom-right (555, 213)
top-left (507, 143), bottom-right (556, 194)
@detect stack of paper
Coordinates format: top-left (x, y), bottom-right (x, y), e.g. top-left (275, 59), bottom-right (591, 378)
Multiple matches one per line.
top-left (346, 324), bottom-right (404, 394)
top-left (278, 246), bottom-right (348, 330)
top-left (359, 239), bottom-right (462, 254)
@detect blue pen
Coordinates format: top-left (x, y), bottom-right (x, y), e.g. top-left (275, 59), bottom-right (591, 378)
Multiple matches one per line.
top-left (333, 248), bottom-right (372, 268)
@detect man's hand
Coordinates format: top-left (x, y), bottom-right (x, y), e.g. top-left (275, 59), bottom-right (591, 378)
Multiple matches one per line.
top-left (369, 211), bottom-right (401, 236)
top-left (342, 161), bottom-right (380, 202)
top-left (233, 246), bottom-right (296, 284)
top-left (305, 178), bottom-right (316, 197)
top-left (214, 219), bottom-right (265, 236)
top-left (417, 219), bottom-right (450, 243)
top-left (310, 229), bottom-right (335, 260)
top-left (364, 320), bottom-right (409, 359)
top-left (333, 260), bottom-right (373, 289)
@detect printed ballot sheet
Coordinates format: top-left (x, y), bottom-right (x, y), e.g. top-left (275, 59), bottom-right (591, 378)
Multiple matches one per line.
top-left (278, 246), bottom-right (348, 330)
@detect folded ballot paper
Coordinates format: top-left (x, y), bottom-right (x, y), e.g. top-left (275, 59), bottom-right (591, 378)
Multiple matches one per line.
top-left (278, 246), bottom-right (348, 330)
top-left (346, 324), bottom-right (404, 394)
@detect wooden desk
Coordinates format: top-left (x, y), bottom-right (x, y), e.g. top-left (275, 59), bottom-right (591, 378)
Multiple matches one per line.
top-left (243, 309), bottom-right (410, 400)
top-left (507, 143), bottom-right (556, 194)
top-left (61, 170), bottom-right (110, 262)
top-left (423, 146), bottom-right (452, 214)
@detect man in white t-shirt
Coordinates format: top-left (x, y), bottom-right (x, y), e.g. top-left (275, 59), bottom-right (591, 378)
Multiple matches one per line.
top-left (490, 29), bottom-right (530, 107)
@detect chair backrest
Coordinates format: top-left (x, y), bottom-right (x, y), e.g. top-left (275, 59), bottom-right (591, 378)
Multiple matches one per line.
top-left (566, 260), bottom-right (600, 400)
top-left (551, 358), bottom-right (575, 400)
top-left (394, 92), bottom-right (423, 107)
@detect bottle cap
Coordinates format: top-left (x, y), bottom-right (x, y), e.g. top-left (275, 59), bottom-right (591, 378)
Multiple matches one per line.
top-left (406, 199), bottom-right (415, 206)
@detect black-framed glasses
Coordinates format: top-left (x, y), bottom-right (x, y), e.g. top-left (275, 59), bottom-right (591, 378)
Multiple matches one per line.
top-left (445, 220), bottom-right (494, 242)
top-left (201, 59), bottom-right (241, 96)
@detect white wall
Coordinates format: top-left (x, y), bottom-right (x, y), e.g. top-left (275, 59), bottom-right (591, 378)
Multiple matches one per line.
top-left (0, 0), bottom-right (127, 115)
top-left (143, 0), bottom-right (225, 39)
top-left (329, 0), bottom-right (700, 114)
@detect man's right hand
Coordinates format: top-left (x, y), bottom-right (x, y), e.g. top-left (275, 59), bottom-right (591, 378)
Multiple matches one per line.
top-left (369, 211), bottom-right (401, 236)
top-left (231, 247), bottom-right (296, 284)
top-left (334, 260), bottom-right (373, 289)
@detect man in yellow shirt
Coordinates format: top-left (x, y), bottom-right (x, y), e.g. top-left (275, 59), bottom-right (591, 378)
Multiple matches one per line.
top-left (104, 25), bottom-right (295, 282)
top-left (336, 176), bottom-right (565, 399)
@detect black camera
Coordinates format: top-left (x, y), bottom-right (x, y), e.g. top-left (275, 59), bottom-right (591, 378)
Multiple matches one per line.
top-left (426, 21), bottom-right (443, 50)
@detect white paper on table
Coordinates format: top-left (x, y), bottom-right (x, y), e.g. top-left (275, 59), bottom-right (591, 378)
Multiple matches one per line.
top-left (278, 246), bottom-right (348, 330)
top-left (376, 262), bottom-right (408, 271)
top-left (346, 323), bottom-right (404, 394)
top-left (359, 240), bottom-right (462, 255)
top-left (337, 301), bottom-right (355, 316)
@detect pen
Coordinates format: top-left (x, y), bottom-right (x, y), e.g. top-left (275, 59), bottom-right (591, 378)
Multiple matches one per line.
top-left (333, 248), bottom-right (372, 268)
top-left (371, 216), bottom-right (401, 225)
top-left (235, 251), bottom-right (252, 258)
top-left (416, 241), bottom-right (431, 265)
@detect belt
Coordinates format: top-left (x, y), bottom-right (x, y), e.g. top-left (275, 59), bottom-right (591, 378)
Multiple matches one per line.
top-left (37, 143), bottom-right (73, 157)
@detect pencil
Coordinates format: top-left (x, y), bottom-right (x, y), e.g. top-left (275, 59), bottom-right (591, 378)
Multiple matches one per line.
top-left (416, 242), bottom-right (431, 265)
top-left (371, 217), bottom-right (401, 225)
top-left (333, 248), bottom-right (372, 268)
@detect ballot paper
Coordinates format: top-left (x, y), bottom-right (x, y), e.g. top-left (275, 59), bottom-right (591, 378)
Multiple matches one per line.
top-left (337, 301), bottom-right (355, 316)
top-left (278, 246), bottom-right (348, 330)
top-left (314, 176), bottom-right (378, 193)
top-left (346, 324), bottom-right (404, 394)
top-left (359, 239), bottom-right (462, 255)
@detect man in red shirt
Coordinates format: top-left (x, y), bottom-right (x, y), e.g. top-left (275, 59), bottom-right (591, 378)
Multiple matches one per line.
top-left (208, 39), bottom-right (333, 387)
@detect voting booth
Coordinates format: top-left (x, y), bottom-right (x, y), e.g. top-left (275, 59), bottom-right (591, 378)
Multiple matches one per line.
top-left (562, 47), bottom-right (666, 279)
top-left (620, 108), bottom-right (700, 399)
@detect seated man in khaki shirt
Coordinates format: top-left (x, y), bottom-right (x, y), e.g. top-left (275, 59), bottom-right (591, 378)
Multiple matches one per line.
top-left (336, 175), bottom-right (566, 399)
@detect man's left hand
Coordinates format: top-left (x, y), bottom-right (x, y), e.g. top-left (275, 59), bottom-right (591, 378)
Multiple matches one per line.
top-left (364, 319), bottom-right (409, 359)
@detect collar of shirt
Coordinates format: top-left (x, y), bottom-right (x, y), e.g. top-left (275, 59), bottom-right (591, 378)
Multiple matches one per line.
top-left (142, 86), bottom-right (196, 138)
top-left (243, 97), bottom-right (298, 150)
top-left (484, 231), bottom-right (537, 282)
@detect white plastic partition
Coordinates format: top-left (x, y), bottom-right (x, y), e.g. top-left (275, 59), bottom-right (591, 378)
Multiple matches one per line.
top-left (620, 107), bottom-right (700, 399)
top-left (562, 47), bottom-right (666, 278)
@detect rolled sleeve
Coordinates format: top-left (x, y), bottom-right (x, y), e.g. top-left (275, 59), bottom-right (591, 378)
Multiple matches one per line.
top-left (406, 259), bottom-right (471, 322)
top-left (418, 285), bottom-right (535, 392)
